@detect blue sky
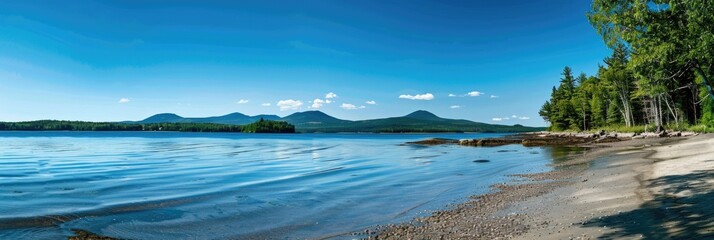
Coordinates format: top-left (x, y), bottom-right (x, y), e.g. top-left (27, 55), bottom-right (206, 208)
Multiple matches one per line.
top-left (0, 0), bottom-right (610, 126)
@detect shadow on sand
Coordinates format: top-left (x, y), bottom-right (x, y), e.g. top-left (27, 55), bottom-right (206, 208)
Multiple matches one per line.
top-left (584, 169), bottom-right (714, 239)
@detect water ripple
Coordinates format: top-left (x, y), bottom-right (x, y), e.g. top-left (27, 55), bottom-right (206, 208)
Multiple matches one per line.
top-left (0, 132), bottom-right (563, 239)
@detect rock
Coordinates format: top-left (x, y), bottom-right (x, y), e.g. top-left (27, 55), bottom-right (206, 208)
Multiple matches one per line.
top-left (69, 230), bottom-right (117, 240)
top-left (578, 133), bottom-right (599, 138)
top-left (595, 136), bottom-right (620, 143)
top-left (477, 139), bottom-right (523, 146)
top-left (407, 138), bottom-right (459, 145)
top-left (459, 138), bottom-right (522, 147)
top-left (522, 136), bottom-right (590, 146)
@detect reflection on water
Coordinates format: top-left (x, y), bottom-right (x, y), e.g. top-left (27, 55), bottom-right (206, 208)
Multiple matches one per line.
top-left (0, 132), bottom-right (571, 239)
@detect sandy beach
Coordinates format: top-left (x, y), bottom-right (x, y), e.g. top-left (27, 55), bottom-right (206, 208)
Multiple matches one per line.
top-left (511, 134), bottom-right (714, 239)
top-left (374, 134), bottom-right (714, 239)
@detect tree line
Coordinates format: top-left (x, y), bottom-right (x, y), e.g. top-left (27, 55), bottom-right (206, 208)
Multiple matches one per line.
top-left (540, 1), bottom-right (714, 132)
top-left (240, 118), bottom-right (295, 133)
top-left (0, 119), bottom-right (295, 133)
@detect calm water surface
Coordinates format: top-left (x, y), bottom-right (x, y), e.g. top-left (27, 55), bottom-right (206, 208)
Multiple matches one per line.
top-left (0, 132), bottom-right (577, 239)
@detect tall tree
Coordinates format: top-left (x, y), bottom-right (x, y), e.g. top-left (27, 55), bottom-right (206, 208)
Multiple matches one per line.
top-left (589, 75), bottom-right (608, 127)
top-left (601, 44), bottom-right (636, 127)
top-left (574, 73), bottom-right (593, 130)
top-left (588, 0), bottom-right (714, 100)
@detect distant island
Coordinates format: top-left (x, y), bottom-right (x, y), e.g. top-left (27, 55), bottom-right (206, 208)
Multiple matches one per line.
top-left (0, 110), bottom-right (543, 133)
top-left (240, 118), bottom-right (295, 133)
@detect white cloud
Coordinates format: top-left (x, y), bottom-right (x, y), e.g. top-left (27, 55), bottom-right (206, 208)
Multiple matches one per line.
top-left (237, 99), bottom-right (249, 104)
top-left (448, 93), bottom-right (457, 97)
top-left (490, 95), bottom-right (499, 98)
top-left (261, 103), bottom-right (271, 107)
top-left (341, 103), bottom-right (364, 110)
top-left (277, 99), bottom-right (303, 111)
top-left (325, 92), bottom-right (338, 99)
top-left (512, 115), bottom-right (518, 118)
top-left (311, 98), bottom-right (326, 109)
top-left (493, 116), bottom-right (516, 121)
top-left (450, 105), bottom-right (461, 109)
top-left (467, 91), bottom-right (483, 97)
top-left (399, 93), bottom-right (434, 100)
top-left (518, 116), bottom-right (530, 120)
top-left (118, 98), bottom-right (130, 104)
top-left (340, 103), bottom-right (356, 110)
top-left (325, 99), bottom-right (333, 104)
top-left (366, 100), bottom-right (377, 105)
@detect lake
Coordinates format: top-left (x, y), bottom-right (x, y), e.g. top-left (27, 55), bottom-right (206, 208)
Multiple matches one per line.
top-left (0, 132), bottom-right (575, 239)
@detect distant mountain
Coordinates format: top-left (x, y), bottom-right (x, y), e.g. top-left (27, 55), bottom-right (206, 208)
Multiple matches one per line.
top-left (403, 110), bottom-right (443, 121)
top-left (195, 112), bottom-right (280, 125)
top-left (281, 111), bottom-right (351, 125)
top-left (140, 113), bottom-right (185, 124)
top-left (292, 110), bottom-right (541, 133)
top-left (137, 112), bottom-right (280, 125)
top-left (133, 110), bottom-right (543, 133)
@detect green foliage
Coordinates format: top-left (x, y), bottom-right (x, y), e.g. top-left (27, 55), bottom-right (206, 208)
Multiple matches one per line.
top-left (540, 67), bottom-right (583, 131)
top-left (0, 120), bottom-right (243, 132)
top-left (0, 119), bottom-right (297, 133)
top-left (540, 1), bottom-right (714, 132)
top-left (589, 0), bottom-right (714, 120)
top-left (240, 118), bottom-right (295, 133)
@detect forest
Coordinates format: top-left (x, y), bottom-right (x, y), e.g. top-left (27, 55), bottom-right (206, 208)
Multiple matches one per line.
top-left (540, 1), bottom-right (714, 133)
top-left (0, 119), bottom-right (295, 133)
top-left (239, 118), bottom-right (296, 133)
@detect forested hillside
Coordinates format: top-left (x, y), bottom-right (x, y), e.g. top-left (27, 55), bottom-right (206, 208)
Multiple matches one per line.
top-left (0, 120), bottom-right (295, 133)
top-left (540, 1), bottom-right (714, 132)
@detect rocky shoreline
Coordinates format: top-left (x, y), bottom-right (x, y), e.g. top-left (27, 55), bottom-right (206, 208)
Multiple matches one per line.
top-left (407, 131), bottom-right (699, 147)
top-left (367, 170), bottom-right (583, 239)
top-left (377, 133), bottom-right (708, 239)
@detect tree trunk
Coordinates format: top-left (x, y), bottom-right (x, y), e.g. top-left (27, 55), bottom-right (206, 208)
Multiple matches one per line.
top-left (692, 85), bottom-right (698, 123)
top-left (618, 88), bottom-right (633, 127)
top-left (663, 94), bottom-right (679, 128)
top-left (657, 95), bottom-right (664, 132)
top-left (582, 105), bottom-right (587, 131)
top-left (651, 95), bottom-right (663, 133)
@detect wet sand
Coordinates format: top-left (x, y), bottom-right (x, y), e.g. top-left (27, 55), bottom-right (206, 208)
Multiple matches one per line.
top-left (512, 134), bottom-right (714, 239)
top-left (374, 135), bottom-right (714, 239)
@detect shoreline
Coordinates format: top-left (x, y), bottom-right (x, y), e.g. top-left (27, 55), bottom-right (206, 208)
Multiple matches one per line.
top-left (373, 134), bottom-right (712, 239)
top-left (63, 133), bottom-right (713, 239)
top-left (512, 133), bottom-right (714, 239)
